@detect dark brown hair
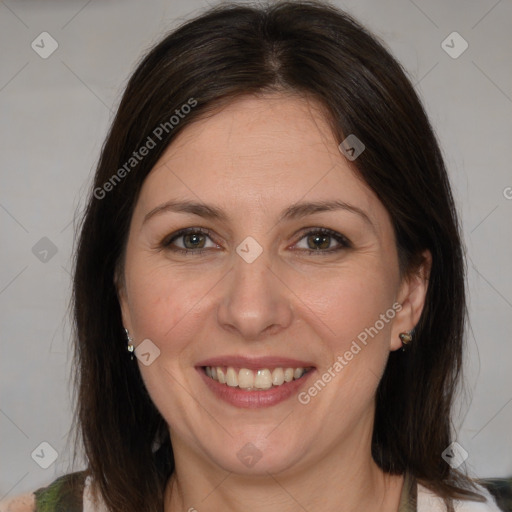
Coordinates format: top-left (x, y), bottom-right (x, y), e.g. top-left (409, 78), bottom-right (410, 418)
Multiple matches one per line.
top-left (70, 1), bottom-right (484, 511)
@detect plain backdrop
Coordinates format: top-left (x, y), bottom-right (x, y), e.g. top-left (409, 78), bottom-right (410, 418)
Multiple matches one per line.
top-left (1, 0), bottom-right (511, 500)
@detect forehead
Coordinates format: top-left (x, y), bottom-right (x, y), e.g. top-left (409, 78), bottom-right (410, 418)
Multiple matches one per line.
top-left (134, 93), bottom-right (388, 233)
top-left (158, 93), bottom-right (341, 179)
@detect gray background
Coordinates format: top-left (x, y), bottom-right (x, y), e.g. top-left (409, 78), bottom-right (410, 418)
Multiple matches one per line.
top-left (1, 0), bottom-right (511, 500)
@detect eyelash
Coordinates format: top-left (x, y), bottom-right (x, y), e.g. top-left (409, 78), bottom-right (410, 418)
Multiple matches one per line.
top-left (160, 227), bottom-right (351, 256)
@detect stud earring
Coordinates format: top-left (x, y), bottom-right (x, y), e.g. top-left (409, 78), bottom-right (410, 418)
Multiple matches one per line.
top-left (399, 331), bottom-right (413, 351)
top-left (125, 328), bottom-right (135, 360)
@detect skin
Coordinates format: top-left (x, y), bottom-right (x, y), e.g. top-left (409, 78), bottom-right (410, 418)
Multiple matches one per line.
top-left (117, 92), bottom-right (431, 512)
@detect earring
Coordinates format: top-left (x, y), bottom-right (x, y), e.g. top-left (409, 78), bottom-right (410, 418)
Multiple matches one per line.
top-left (399, 331), bottom-right (413, 351)
top-left (125, 328), bottom-right (135, 360)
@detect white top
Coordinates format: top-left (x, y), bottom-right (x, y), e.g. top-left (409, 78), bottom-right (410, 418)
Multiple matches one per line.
top-left (416, 482), bottom-right (502, 511)
top-left (83, 476), bottom-right (108, 512)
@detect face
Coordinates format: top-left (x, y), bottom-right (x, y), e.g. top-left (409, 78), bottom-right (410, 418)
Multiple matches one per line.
top-left (117, 93), bottom-right (428, 477)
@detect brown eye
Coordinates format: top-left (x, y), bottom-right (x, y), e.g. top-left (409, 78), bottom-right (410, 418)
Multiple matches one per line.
top-left (306, 233), bottom-right (331, 250)
top-left (181, 232), bottom-right (207, 249)
top-left (161, 228), bottom-right (218, 254)
top-left (295, 228), bottom-right (351, 255)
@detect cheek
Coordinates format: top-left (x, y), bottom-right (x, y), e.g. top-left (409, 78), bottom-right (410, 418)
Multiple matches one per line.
top-left (123, 258), bottom-right (208, 352)
top-left (304, 264), bottom-right (397, 401)
top-left (305, 263), bottom-right (396, 343)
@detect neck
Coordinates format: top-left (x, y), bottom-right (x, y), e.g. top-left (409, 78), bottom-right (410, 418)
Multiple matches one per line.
top-left (164, 429), bottom-right (404, 512)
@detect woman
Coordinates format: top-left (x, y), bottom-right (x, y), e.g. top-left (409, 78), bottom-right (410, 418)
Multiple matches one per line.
top-left (0, 1), bottom-right (507, 511)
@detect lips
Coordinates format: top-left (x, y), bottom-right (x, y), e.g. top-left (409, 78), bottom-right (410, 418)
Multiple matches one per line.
top-left (196, 356), bottom-right (315, 371)
top-left (196, 355), bottom-right (316, 408)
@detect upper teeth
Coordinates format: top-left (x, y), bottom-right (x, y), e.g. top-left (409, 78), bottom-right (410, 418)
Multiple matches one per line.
top-left (205, 366), bottom-right (308, 390)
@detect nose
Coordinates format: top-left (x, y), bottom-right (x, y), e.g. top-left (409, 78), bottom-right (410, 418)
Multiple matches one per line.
top-left (217, 247), bottom-right (294, 341)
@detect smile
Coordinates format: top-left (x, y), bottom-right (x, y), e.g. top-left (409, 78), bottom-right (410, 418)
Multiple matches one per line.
top-left (203, 366), bottom-right (312, 390)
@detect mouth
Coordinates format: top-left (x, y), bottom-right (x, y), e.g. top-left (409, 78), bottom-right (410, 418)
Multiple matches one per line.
top-left (202, 365), bottom-right (313, 390)
top-left (195, 356), bottom-right (316, 408)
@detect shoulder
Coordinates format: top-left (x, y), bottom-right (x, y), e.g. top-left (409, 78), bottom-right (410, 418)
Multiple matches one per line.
top-left (0, 471), bottom-right (88, 512)
top-left (0, 493), bottom-right (35, 512)
top-left (417, 481), bottom-right (505, 512)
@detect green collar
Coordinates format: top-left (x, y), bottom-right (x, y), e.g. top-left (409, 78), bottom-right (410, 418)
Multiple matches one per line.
top-left (33, 470), bottom-right (86, 512)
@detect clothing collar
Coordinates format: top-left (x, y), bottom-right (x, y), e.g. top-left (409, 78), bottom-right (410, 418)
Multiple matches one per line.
top-left (398, 471), bottom-right (418, 512)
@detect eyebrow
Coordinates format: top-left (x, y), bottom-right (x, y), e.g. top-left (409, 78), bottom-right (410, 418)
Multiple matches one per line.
top-left (143, 199), bottom-right (375, 231)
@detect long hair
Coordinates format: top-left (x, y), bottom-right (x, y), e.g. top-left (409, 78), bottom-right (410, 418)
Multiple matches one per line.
top-left (70, 2), bottom-right (483, 511)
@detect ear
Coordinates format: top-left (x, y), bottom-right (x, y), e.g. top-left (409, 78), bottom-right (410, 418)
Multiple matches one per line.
top-left (114, 264), bottom-right (132, 333)
top-left (390, 250), bottom-right (432, 351)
